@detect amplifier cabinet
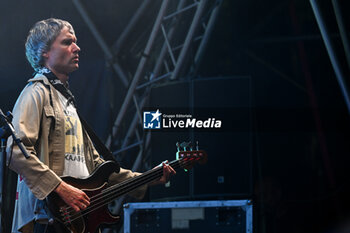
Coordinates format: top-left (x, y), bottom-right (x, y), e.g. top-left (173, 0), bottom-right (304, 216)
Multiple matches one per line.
top-left (123, 200), bottom-right (252, 233)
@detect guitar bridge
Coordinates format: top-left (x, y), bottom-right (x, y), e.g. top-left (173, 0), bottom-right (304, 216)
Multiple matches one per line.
top-left (60, 206), bottom-right (72, 225)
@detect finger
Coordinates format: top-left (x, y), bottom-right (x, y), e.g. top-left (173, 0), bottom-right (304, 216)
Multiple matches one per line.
top-left (72, 194), bottom-right (89, 207)
top-left (162, 166), bottom-right (170, 178)
top-left (162, 160), bottom-right (169, 167)
top-left (163, 163), bottom-right (171, 170)
top-left (165, 164), bottom-right (175, 175)
top-left (81, 192), bottom-right (90, 204)
top-left (80, 198), bottom-right (90, 206)
top-left (74, 200), bottom-right (88, 211)
top-left (165, 166), bottom-right (172, 175)
top-left (163, 163), bottom-right (175, 173)
top-left (74, 189), bottom-right (89, 203)
top-left (163, 168), bottom-right (171, 181)
top-left (72, 204), bottom-right (80, 212)
top-left (82, 192), bottom-right (90, 201)
top-left (169, 166), bottom-right (176, 174)
top-left (80, 203), bottom-right (87, 210)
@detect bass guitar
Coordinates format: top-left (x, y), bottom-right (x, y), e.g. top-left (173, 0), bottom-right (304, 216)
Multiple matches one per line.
top-left (46, 142), bottom-right (207, 233)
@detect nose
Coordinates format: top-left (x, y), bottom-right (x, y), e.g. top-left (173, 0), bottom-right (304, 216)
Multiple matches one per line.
top-left (73, 43), bottom-right (80, 53)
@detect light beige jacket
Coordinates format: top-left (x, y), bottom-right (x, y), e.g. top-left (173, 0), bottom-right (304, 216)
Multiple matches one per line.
top-left (7, 74), bottom-right (146, 232)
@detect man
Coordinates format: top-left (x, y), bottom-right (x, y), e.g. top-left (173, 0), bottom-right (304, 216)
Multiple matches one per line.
top-left (7, 18), bottom-right (175, 233)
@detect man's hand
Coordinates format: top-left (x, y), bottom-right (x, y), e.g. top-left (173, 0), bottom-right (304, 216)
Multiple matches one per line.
top-left (150, 161), bottom-right (176, 186)
top-left (54, 181), bottom-right (90, 212)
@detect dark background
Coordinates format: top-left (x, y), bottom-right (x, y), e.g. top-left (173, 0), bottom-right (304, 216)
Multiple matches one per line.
top-left (1, 0), bottom-right (350, 233)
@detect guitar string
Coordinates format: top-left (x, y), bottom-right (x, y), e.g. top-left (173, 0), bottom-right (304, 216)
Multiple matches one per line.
top-left (61, 152), bottom-right (204, 223)
top-left (65, 159), bottom-right (184, 217)
top-left (91, 151), bottom-right (203, 201)
top-left (62, 159), bottom-right (179, 214)
top-left (81, 151), bottom-right (203, 203)
top-left (65, 159), bottom-right (198, 224)
top-left (98, 160), bottom-right (174, 195)
top-left (86, 157), bottom-right (198, 207)
top-left (64, 160), bottom-right (188, 224)
top-left (63, 158), bottom-right (198, 224)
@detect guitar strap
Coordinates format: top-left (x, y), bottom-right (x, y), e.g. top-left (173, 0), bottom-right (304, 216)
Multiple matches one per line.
top-left (78, 113), bottom-right (119, 164)
top-left (42, 72), bottom-right (120, 168)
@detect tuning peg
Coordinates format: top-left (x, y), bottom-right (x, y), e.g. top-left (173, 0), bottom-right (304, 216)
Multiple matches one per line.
top-left (179, 142), bottom-right (186, 147)
top-left (180, 142), bottom-right (186, 151)
top-left (180, 141), bottom-right (194, 151)
top-left (176, 142), bottom-right (180, 152)
top-left (189, 141), bottom-right (193, 151)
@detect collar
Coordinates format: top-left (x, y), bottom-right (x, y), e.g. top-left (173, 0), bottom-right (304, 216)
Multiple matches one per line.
top-left (29, 67), bottom-right (70, 88)
top-left (29, 69), bottom-right (77, 108)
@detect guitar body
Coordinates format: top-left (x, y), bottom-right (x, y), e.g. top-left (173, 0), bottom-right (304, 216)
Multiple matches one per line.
top-left (46, 161), bottom-right (120, 233)
top-left (45, 147), bottom-right (207, 233)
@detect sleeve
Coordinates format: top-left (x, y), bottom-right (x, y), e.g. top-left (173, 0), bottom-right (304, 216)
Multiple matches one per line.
top-left (6, 82), bottom-right (62, 200)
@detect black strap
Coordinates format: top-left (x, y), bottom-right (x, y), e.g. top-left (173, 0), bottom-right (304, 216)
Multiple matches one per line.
top-left (78, 113), bottom-right (118, 163)
top-left (43, 72), bottom-right (119, 165)
top-left (45, 72), bottom-right (77, 108)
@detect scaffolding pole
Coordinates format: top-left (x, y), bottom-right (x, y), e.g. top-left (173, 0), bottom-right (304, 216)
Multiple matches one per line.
top-left (153, 0), bottom-right (187, 77)
top-left (72, 0), bottom-right (129, 87)
top-left (170, 0), bottom-right (209, 80)
top-left (106, 0), bottom-right (170, 148)
top-left (107, 0), bottom-right (218, 148)
top-left (310, 0), bottom-right (350, 114)
top-left (191, 0), bottom-right (222, 76)
top-left (113, 90), bottom-right (149, 160)
top-left (331, 0), bottom-right (350, 71)
top-left (112, 0), bottom-right (151, 54)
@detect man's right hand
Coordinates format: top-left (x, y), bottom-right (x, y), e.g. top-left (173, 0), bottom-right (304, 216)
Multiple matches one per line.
top-left (54, 181), bottom-right (90, 212)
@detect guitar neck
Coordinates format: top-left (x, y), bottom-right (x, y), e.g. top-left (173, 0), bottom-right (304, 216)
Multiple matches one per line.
top-left (96, 148), bottom-right (206, 206)
top-left (103, 159), bottom-right (181, 201)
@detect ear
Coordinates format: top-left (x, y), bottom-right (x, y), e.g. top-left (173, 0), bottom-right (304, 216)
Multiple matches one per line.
top-left (42, 51), bottom-right (49, 59)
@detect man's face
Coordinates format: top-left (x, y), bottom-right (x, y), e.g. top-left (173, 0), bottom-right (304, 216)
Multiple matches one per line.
top-left (44, 26), bottom-right (80, 75)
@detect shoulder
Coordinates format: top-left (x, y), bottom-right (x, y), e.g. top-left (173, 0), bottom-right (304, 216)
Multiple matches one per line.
top-left (14, 75), bottom-right (52, 110)
top-left (27, 73), bottom-right (51, 90)
top-left (22, 74), bottom-right (52, 98)
top-left (19, 81), bottom-right (48, 103)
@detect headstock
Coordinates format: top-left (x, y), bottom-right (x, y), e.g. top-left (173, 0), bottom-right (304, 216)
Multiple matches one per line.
top-left (176, 141), bottom-right (207, 170)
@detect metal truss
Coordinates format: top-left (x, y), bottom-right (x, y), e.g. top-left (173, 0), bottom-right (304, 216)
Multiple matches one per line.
top-left (73, 0), bottom-right (222, 225)
top-left (310, 0), bottom-right (350, 114)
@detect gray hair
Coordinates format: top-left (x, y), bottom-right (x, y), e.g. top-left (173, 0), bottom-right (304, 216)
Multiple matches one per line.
top-left (25, 18), bottom-right (75, 72)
